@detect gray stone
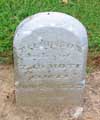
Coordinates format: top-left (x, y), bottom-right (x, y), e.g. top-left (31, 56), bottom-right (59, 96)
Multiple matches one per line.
top-left (13, 12), bottom-right (88, 107)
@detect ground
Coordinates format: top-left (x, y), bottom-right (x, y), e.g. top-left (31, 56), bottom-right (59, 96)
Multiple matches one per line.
top-left (0, 65), bottom-right (100, 120)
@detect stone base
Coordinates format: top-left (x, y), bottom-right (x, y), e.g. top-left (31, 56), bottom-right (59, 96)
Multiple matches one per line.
top-left (16, 87), bottom-right (83, 106)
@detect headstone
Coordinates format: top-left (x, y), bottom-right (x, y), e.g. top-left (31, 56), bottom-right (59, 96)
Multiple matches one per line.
top-left (13, 12), bottom-right (88, 119)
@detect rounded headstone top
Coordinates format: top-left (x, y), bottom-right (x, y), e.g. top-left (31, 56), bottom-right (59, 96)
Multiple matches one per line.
top-left (14, 12), bottom-right (88, 46)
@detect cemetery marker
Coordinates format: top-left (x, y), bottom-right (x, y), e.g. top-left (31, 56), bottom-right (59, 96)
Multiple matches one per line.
top-left (13, 12), bottom-right (88, 119)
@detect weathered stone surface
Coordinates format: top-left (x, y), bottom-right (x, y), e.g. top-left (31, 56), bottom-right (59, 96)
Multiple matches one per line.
top-left (13, 12), bottom-right (88, 107)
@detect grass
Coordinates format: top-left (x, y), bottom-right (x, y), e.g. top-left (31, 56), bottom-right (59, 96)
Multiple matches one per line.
top-left (0, 0), bottom-right (100, 65)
